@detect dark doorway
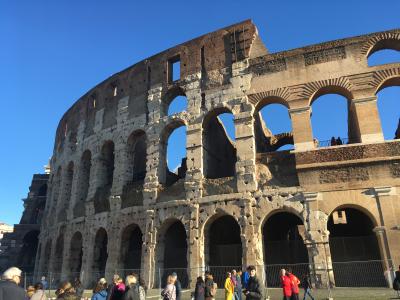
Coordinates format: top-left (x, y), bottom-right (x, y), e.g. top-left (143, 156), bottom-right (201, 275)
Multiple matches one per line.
top-left (92, 228), bottom-right (108, 281)
top-left (120, 225), bottom-right (142, 277)
top-left (69, 232), bottom-right (83, 279)
top-left (17, 230), bottom-right (39, 273)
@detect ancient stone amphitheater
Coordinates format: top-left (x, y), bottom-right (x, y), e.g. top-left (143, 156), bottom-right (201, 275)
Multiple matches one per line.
top-left (34, 20), bottom-right (400, 288)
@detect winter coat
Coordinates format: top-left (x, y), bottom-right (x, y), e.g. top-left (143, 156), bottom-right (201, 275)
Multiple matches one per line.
top-left (124, 284), bottom-right (145, 300)
top-left (242, 272), bottom-right (250, 289)
top-left (175, 280), bottom-right (182, 300)
top-left (92, 290), bottom-right (108, 300)
top-left (245, 276), bottom-right (261, 300)
top-left (204, 278), bottom-right (215, 298)
top-left (224, 277), bottom-right (234, 300)
top-left (31, 289), bottom-right (48, 300)
top-left (280, 275), bottom-right (292, 297)
top-left (194, 281), bottom-right (205, 300)
top-left (235, 275), bottom-right (242, 291)
top-left (110, 282), bottom-right (126, 300)
top-left (161, 283), bottom-right (176, 300)
top-left (288, 273), bottom-right (300, 294)
top-left (394, 271), bottom-right (400, 291)
top-left (0, 280), bottom-right (26, 300)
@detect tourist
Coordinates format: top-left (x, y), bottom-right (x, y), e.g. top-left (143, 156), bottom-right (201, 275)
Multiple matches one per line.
top-left (393, 265), bottom-right (400, 297)
top-left (280, 269), bottom-right (292, 300)
top-left (111, 277), bottom-right (126, 300)
top-left (124, 274), bottom-right (145, 300)
top-left (194, 276), bottom-right (205, 300)
top-left (224, 272), bottom-right (234, 300)
top-left (236, 270), bottom-right (243, 300)
top-left (161, 275), bottom-right (176, 300)
top-left (138, 278), bottom-right (147, 294)
top-left (92, 278), bottom-right (108, 300)
top-left (330, 137), bottom-right (336, 146)
top-left (242, 267), bottom-right (250, 290)
top-left (204, 272), bottom-right (216, 300)
top-left (287, 269), bottom-right (300, 300)
top-left (301, 274), bottom-right (314, 300)
top-left (336, 137), bottom-right (343, 145)
top-left (231, 269), bottom-right (238, 300)
top-left (0, 267), bottom-right (26, 300)
top-left (171, 272), bottom-right (182, 300)
top-left (107, 274), bottom-right (121, 300)
top-left (73, 278), bottom-right (84, 298)
top-left (243, 266), bottom-right (261, 300)
top-left (27, 285), bottom-right (36, 298)
top-left (30, 282), bottom-right (48, 300)
top-left (40, 276), bottom-right (48, 290)
top-left (395, 118), bottom-right (400, 139)
top-left (56, 281), bottom-right (79, 300)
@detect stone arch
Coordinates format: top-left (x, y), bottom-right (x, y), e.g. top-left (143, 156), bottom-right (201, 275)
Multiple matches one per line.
top-left (92, 227), bottom-right (108, 281)
top-left (119, 223), bottom-right (143, 276)
top-left (202, 108), bottom-right (237, 179)
top-left (162, 86), bottom-right (187, 116)
top-left (42, 239), bottom-right (52, 275)
top-left (68, 231), bottom-right (83, 279)
top-left (52, 233), bottom-right (65, 282)
top-left (51, 167), bottom-right (62, 217)
top-left (203, 213), bottom-right (242, 286)
top-left (74, 150), bottom-right (92, 218)
top-left (17, 230), bottom-right (39, 273)
top-left (58, 161), bottom-right (74, 222)
top-left (327, 205), bottom-right (386, 287)
top-left (155, 218), bottom-right (188, 288)
top-left (94, 141), bottom-right (115, 213)
top-left (362, 34), bottom-right (400, 58)
top-left (375, 75), bottom-right (400, 94)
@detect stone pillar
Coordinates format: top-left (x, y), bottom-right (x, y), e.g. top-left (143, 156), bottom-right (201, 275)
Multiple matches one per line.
top-left (352, 96), bottom-right (384, 143)
top-left (185, 123), bottom-right (203, 200)
top-left (80, 226), bottom-right (95, 288)
top-left (234, 107), bottom-right (257, 193)
top-left (105, 226), bottom-right (121, 281)
top-left (143, 131), bottom-right (161, 205)
top-left (60, 231), bottom-right (72, 281)
top-left (373, 226), bottom-right (392, 274)
top-left (111, 141), bottom-right (127, 197)
top-left (289, 106), bottom-right (315, 151)
top-left (187, 204), bottom-right (201, 288)
top-left (67, 163), bottom-right (80, 221)
top-left (142, 210), bottom-right (156, 288)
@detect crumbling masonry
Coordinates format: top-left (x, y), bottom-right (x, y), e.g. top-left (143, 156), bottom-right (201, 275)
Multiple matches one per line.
top-left (34, 20), bottom-right (400, 288)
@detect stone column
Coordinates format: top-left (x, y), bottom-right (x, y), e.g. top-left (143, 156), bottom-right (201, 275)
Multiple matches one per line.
top-left (289, 106), bottom-right (314, 151)
top-left (187, 203), bottom-right (201, 288)
top-left (352, 96), bottom-right (384, 143)
top-left (185, 123), bottom-right (203, 200)
top-left (80, 225), bottom-right (95, 288)
top-left (234, 107), bottom-right (257, 193)
top-left (60, 231), bottom-right (72, 281)
top-left (373, 226), bottom-right (392, 274)
top-left (105, 226), bottom-right (121, 281)
top-left (143, 131), bottom-right (161, 205)
top-left (142, 210), bottom-right (156, 288)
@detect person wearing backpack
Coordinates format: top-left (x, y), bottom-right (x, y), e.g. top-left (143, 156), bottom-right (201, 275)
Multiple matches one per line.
top-left (204, 272), bottom-right (216, 300)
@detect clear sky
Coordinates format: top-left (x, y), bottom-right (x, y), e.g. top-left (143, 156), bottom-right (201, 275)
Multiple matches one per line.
top-left (0, 0), bottom-right (399, 225)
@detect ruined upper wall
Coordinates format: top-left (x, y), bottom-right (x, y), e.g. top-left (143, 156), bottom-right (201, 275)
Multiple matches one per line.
top-left (53, 19), bottom-right (266, 151)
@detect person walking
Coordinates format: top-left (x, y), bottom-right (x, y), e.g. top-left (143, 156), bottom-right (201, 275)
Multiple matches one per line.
top-left (287, 270), bottom-right (300, 300)
top-left (204, 272), bottom-right (216, 300)
top-left (236, 270), bottom-right (243, 300)
top-left (161, 275), bottom-right (176, 300)
top-left (242, 267), bottom-right (250, 290)
top-left (301, 275), bottom-right (314, 300)
top-left (224, 272), bottom-right (234, 300)
top-left (194, 276), bottom-right (205, 300)
top-left (40, 276), bottom-right (48, 290)
top-left (171, 273), bottom-right (182, 300)
top-left (0, 267), bottom-right (26, 300)
top-left (31, 282), bottom-right (48, 300)
top-left (243, 266), bottom-right (261, 300)
top-left (92, 278), bottom-right (108, 300)
top-left (124, 274), bottom-right (145, 300)
top-left (280, 269), bottom-right (292, 300)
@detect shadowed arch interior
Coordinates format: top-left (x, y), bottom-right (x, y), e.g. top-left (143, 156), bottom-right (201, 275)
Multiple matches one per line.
top-left (92, 228), bottom-right (108, 279)
top-left (94, 141), bottom-right (114, 213)
top-left (17, 230), bottom-right (39, 273)
top-left (69, 231), bottom-right (83, 277)
top-left (120, 224), bottom-right (143, 273)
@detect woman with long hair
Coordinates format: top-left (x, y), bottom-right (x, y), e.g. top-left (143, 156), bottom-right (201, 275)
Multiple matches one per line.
top-left (161, 275), bottom-right (177, 300)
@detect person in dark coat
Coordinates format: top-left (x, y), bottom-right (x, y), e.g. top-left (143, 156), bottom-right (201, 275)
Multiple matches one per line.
top-left (243, 266), bottom-right (261, 300)
top-left (393, 265), bottom-right (400, 297)
top-left (204, 272), bottom-right (216, 300)
top-left (172, 272), bottom-right (182, 300)
top-left (0, 267), bottom-right (26, 300)
top-left (301, 274), bottom-right (314, 300)
top-left (194, 276), bottom-right (205, 300)
top-left (124, 274), bottom-right (145, 300)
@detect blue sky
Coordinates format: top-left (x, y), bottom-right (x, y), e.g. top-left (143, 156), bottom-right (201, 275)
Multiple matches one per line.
top-left (0, 0), bottom-right (399, 225)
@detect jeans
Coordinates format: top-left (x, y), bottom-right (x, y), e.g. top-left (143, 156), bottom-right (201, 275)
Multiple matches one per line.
top-left (302, 288), bottom-right (314, 300)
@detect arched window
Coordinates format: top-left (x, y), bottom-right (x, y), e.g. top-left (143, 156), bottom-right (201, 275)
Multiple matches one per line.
top-left (94, 141), bottom-right (114, 213)
top-left (92, 228), bottom-right (108, 283)
top-left (58, 161), bottom-right (74, 222)
top-left (203, 109), bottom-right (236, 179)
top-left (367, 38), bottom-right (400, 66)
top-left (168, 96), bottom-right (188, 116)
top-left (120, 224), bottom-right (142, 277)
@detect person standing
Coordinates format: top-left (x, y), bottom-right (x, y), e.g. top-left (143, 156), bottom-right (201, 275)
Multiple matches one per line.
top-left (124, 274), bottom-right (145, 300)
top-left (0, 267), bottom-right (26, 300)
top-left (242, 267), bottom-right (250, 290)
top-left (194, 276), bottom-right (205, 300)
top-left (161, 275), bottom-right (176, 300)
top-left (393, 265), bottom-right (400, 297)
top-left (171, 273), bottom-right (182, 300)
top-left (31, 282), bottom-right (48, 300)
top-left (92, 278), bottom-right (108, 300)
top-left (41, 276), bottom-right (48, 290)
top-left (73, 278), bottom-right (84, 298)
top-left (243, 266), bottom-right (261, 300)
top-left (56, 281), bottom-right (79, 300)
top-left (301, 275), bottom-right (314, 300)
top-left (204, 272), bottom-right (216, 300)
top-left (287, 270), bottom-right (300, 300)
top-left (231, 270), bottom-right (238, 300)
top-left (280, 269), bottom-right (292, 300)
top-left (107, 275), bottom-right (120, 300)
top-left (224, 272), bottom-right (234, 300)
top-left (236, 270), bottom-right (243, 300)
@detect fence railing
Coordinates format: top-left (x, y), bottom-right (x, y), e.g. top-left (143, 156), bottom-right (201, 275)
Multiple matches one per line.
top-left (18, 260), bottom-right (400, 299)
top-left (317, 137), bottom-right (349, 147)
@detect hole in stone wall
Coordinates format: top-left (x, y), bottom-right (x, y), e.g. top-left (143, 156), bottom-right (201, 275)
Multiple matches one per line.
top-left (165, 125), bottom-right (187, 186)
top-left (69, 232), bottom-right (83, 276)
top-left (167, 96), bottom-right (187, 116)
top-left (16, 230), bottom-right (39, 273)
top-left (376, 85), bottom-right (400, 140)
top-left (92, 228), bottom-right (108, 284)
top-left (168, 56), bottom-right (181, 83)
top-left (120, 225), bottom-right (142, 275)
top-left (94, 141), bottom-right (114, 213)
top-left (74, 150), bottom-right (91, 218)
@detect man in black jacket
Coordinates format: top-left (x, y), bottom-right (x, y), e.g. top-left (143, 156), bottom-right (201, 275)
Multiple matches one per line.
top-left (243, 266), bottom-right (262, 300)
top-left (0, 267), bottom-right (26, 300)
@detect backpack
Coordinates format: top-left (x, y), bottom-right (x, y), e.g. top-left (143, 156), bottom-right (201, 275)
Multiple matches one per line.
top-left (393, 277), bottom-right (400, 291)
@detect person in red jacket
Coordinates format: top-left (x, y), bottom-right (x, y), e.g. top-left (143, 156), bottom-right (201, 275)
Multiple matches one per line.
top-left (280, 269), bottom-right (292, 300)
top-left (287, 269), bottom-right (300, 300)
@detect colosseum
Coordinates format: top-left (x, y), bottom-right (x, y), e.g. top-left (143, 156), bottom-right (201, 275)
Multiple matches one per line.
top-left (33, 20), bottom-right (400, 289)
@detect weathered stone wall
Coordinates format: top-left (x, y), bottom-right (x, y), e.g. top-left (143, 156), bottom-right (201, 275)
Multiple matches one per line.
top-left (35, 20), bottom-right (400, 288)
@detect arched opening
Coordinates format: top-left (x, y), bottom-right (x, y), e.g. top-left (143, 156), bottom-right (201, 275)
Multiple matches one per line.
top-left (69, 232), bottom-right (83, 279)
top-left (162, 122), bottom-right (187, 188)
top-left (203, 109), bottom-right (236, 179)
top-left (367, 39), bottom-right (400, 66)
top-left (376, 79), bottom-right (400, 140)
top-left (50, 167), bottom-right (62, 223)
top-left (262, 212), bottom-right (308, 287)
top-left (42, 240), bottom-right (52, 274)
top-left (206, 215), bottom-right (242, 287)
top-left (122, 131), bottom-right (147, 208)
top-left (94, 141), bottom-right (114, 213)
top-left (120, 224), bottom-right (142, 277)
top-left (52, 234), bottom-right (65, 282)
top-left (58, 161), bottom-right (74, 222)
top-left (157, 220), bottom-right (188, 288)
top-left (167, 95), bottom-right (188, 116)
top-left (74, 150), bottom-right (91, 218)
top-left (311, 89), bottom-right (355, 147)
top-left (254, 100), bottom-right (293, 152)
top-left (17, 230), bottom-right (39, 273)
top-left (92, 228), bottom-right (108, 281)
top-left (328, 207), bottom-right (385, 287)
